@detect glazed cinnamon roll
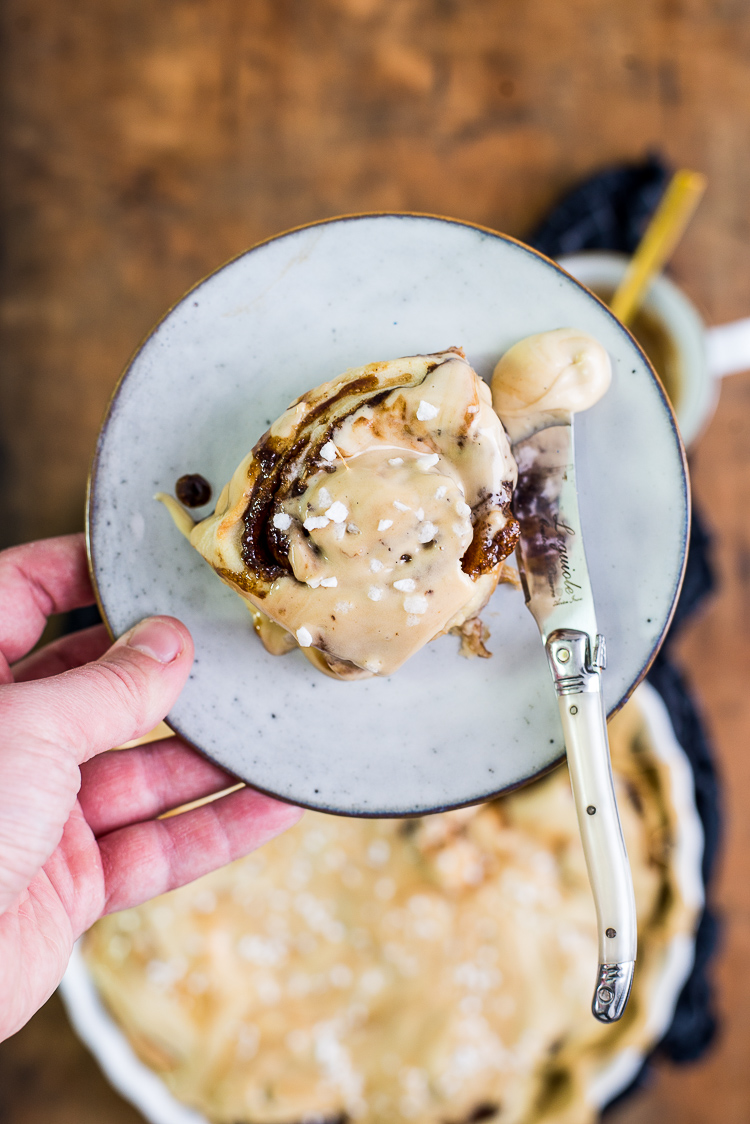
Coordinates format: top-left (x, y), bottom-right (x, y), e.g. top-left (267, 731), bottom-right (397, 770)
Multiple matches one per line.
top-left (159, 349), bottom-right (519, 679)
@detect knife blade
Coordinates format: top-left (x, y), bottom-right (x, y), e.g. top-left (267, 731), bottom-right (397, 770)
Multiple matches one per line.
top-left (513, 421), bottom-right (637, 1022)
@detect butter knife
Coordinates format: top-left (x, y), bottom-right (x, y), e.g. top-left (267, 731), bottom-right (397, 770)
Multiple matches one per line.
top-left (512, 420), bottom-right (637, 1022)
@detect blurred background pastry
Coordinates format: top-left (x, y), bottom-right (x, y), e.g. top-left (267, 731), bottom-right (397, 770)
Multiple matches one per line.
top-left (79, 685), bottom-right (701, 1124)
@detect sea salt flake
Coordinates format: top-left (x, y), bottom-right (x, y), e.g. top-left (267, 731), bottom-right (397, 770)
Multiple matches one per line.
top-left (370, 559), bottom-right (384, 573)
top-left (320, 576), bottom-right (338, 587)
top-left (393, 500), bottom-right (410, 512)
top-left (375, 877), bottom-right (396, 900)
top-left (320, 441), bottom-right (338, 462)
top-left (368, 586), bottom-right (383, 602)
top-left (347, 523), bottom-right (361, 534)
top-left (388, 457), bottom-right (404, 466)
top-left (273, 512), bottom-right (292, 530)
top-left (403, 594), bottom-right (428, 615)
top-left (318, 487), bottom-right (333, 507)
top-left (393, 578), bottom-right (416, 592)
top-left (407, 615), bottom-right (421, 626)
top-left (417, 521), bottom-right (437, 543)
top-left (364, 657), bottom-right (382, 672)
top-left (416, 400), bottom-right (439, 421)
top-left (237, 934), bottom-right (285, 966)
top-left (304, 515), bottom-right (329, 531)
top-left (307, 577), bottom-right (322, 588)
top-left (333, 522), bottom-right (346, 540)
top-left (330, 963), bottom-right (354, 988)
top-left (146, 957), bottom-right (187, 989)
top-left (368, 840), bottom-right (391, 865)
top-left (435, 486), bottom-right (447, 500)
top-left (361, 968), bottom-right (386, 994)
top-left (455, 500), bottom-right (471, 517)
top-left (296, 626), bottom-right (313, 647)
top-left (467, 404), bottom-right (479, 415)
top-left (335, 601), bottom-right (354, 613)
top-left (417, 454), bottom-right (439, 471)
top-left (378, 519), bottom-right (394, 532)
top-left (415, 507), bottom-right (424, 521)
top-left (326, 501), bottom-right (349, 523)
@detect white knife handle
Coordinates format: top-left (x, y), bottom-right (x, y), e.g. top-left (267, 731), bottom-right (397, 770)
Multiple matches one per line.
top-left (546, 630), bottom-right (637, 1023)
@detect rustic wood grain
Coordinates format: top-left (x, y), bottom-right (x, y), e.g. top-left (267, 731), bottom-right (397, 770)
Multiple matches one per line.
top-left (1, 0), bottom-right (749, 1120)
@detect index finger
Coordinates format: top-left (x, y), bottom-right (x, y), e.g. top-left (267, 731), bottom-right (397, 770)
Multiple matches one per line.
top-left (0, 534), bottom-right (95, 671)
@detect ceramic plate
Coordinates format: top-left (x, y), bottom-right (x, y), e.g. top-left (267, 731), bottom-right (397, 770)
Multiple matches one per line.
top-left (87, 214), bottom-right (688, 816)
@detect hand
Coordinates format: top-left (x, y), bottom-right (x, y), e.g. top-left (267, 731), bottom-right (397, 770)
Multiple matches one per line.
top-left (0, 534), bottom-right (302, 1042)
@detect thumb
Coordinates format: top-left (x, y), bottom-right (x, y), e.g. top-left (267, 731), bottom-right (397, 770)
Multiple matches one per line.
top-left (5, 616), bottom-right (194, 764)
top-left (0, 617), bottom-right (194, 916)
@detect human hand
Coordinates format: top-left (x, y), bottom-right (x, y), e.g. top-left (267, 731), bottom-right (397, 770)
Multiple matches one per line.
top-left (0, 534), bottom-right (302, 1042)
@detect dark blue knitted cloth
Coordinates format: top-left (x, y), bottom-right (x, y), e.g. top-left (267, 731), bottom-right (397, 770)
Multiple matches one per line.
top-left (529, 154), bottom-right (671, 257)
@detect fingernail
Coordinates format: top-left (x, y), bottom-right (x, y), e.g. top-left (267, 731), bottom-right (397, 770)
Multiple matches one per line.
top-left (126, 618), bottom-right (183, 664)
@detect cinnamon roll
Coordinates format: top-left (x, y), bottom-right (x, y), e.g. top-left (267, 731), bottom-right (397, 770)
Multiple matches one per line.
top-left (159, 349), bottom-right (519, 679)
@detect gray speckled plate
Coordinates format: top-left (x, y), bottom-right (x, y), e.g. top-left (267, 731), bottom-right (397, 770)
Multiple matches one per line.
top-left (87, 214), bottom-right (688, 817)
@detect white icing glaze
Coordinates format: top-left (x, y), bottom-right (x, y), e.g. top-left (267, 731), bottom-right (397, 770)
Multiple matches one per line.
top-left (491, 328), bottom-right (612, 443)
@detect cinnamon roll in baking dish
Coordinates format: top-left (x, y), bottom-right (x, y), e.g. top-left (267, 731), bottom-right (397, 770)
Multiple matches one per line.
top-left (83, 689), bottom-right (701, 1124)
top-left (159, 349), bottom-right (519, 679)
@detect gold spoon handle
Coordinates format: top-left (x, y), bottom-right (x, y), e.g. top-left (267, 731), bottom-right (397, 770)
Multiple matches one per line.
top-left (610, 169), bottom-right (707, 327)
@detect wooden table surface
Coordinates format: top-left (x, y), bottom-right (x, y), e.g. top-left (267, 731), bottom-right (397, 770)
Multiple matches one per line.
top-left (1, 1), bottom-right (749, 1120)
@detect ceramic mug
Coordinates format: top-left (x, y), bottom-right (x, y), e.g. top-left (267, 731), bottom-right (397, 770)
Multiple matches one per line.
top-left (559, 251), bottom-right (750, 447)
